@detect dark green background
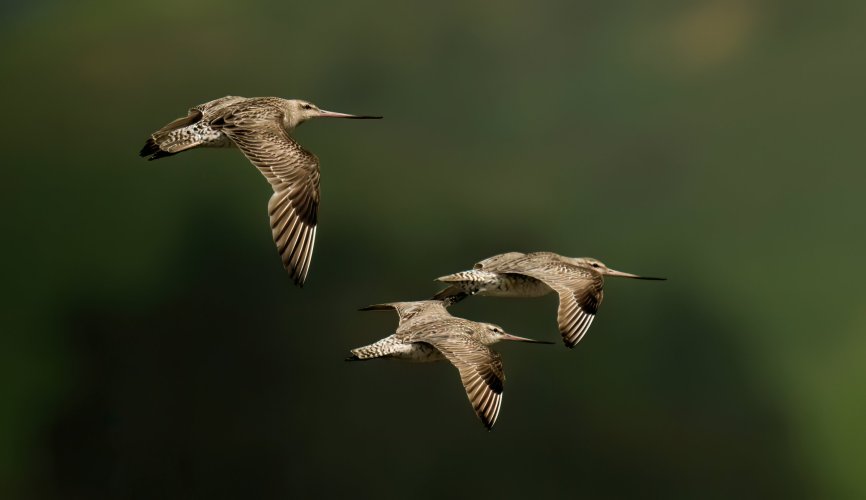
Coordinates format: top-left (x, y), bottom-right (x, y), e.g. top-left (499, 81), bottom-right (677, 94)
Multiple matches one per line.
top-left (3, 0), bottom-right (865, 498)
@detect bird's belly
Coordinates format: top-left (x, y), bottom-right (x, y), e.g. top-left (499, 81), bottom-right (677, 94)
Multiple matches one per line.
top-left (479, 275), bottom-right (553, 298)
top-left (388, 343), bottom-right (445, 363)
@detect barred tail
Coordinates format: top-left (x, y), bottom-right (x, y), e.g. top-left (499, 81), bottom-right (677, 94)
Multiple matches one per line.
top-left (436, 270), bottom-right (499, 284)
top-left (432, 269), bottom-right (499, 302)
top-left (139, 109), bottom-right (205, 161)
top-left (346, 336), bottom-right (401, 361)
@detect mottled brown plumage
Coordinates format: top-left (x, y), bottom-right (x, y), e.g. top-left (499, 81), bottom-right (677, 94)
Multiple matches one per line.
top-left (435, 252), bottom-right (665, 348)
top-left (140, 96), bottom-right (381, 286)
top-left (349, 300), bottom-right (552, 430)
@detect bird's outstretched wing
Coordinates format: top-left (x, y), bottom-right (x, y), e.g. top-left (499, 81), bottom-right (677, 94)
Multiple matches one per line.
top-left (358, 301), bottom-right (452, 329)
top-left (474, 252), bottom-right (527, 270)
top-left (212, 103), bottom-right (320, 286)
top-left (496, 260), bottom-right (603, 348)
top-left (525, 264), bottom-right (602, 348)
top-left (419, 329), bottom-right (505, 430)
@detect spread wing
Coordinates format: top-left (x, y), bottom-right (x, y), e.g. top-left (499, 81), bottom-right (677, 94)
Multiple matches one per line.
top-left (196, 95), bottom-right (246, 117)
top-left (504, 262), bottom-right (604, 348)
top-left (212, 104), bottom-right (320, 286)
top-left (358, 301), bottom-right (453, 329)
top-left (420, 330), bottom-right (505, 430)
top-left (474, 252), bottom-right (527, 270)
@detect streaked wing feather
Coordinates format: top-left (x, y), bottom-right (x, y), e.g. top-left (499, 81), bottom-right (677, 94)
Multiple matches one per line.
top-left (474, 252), bottom-right (526, 270)
top-left (554, 283), bottom-right (602, 347)
top-left (360, 301), bottom-right (452, 328)
top-left (423, 333), bottom-right (505, 429)
top-left (195, 95), bottom-right (246, 117)
top-left (215, 105), bottom-right (320, 285)
top-left (504, 262), bottom-right (604, 348)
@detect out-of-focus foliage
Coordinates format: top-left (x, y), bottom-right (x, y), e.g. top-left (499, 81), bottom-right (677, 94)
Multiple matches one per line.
top-left (2, 0), bottom-right (865, 498)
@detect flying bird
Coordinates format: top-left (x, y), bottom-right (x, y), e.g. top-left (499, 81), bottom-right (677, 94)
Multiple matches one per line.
top-left (434, 252), bottom-right (665, 348)
top-left (348, 300), bottom-right (552, 429)
top-left (139, 96), bottom-right (381, 286)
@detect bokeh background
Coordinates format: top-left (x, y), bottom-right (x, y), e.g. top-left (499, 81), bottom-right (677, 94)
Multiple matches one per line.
top-left (3, 0), bottom-right (865, 498)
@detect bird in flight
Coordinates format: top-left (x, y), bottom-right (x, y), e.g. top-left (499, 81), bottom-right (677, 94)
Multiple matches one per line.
top-left (140, 96), bottom-right (381, 286)
top-left (348, 300), bottom-right (552, 429)
top-left (434, 252), bottom-right (665, 348)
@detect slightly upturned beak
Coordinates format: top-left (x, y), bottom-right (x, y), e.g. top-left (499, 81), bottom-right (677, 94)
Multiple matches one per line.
top-left (605, 268), bottom-right (666, 280)
top-left (317, 109), bottom-right (383, 119)
top-left (501, 332), bottom-right (555, 344)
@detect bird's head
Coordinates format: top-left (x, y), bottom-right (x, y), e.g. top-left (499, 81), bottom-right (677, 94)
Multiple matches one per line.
top-left (569, 257), bottom-right (666, 281)
top-left (570, 257), bottom-right (610, 274)
top-left (477, 323), bottom-right (553, 346)
top-left (283, 99), bottom-right (382, 130)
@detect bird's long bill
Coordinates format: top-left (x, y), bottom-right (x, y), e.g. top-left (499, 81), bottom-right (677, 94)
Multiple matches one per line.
top-left (501, 333), bottom-right (555, 344)
top-left (318, 109), bottom-right (383, 119)
top-left (606, 268), bottom-right (667, 280)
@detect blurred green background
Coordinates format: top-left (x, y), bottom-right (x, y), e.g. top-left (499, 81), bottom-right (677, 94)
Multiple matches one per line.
top-left (2, 0), bottom-right (865, 498)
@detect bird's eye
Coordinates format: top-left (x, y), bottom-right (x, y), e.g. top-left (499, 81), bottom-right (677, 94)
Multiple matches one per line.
top-left (302, 104), bottom-right (313, 110)
top-left (591, 263), bottom-right (600, 268)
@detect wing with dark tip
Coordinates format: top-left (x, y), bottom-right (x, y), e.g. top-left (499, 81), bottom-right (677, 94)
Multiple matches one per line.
top-left (532, 266), bottom-right (602, 348)
top-left (212, 103), bottom-right (320, 286)
top-left (420, 332), bottom-right (505, 430)
top-left (552, 276), bottom-right (603, 348)
top-left (501, 261), bottom-right (604, 348)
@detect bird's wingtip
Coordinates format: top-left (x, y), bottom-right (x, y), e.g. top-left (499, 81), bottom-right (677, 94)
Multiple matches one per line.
top-left (431, 287), bottom-right (469, 305)
top-left (358, 304), bottom-right (392, 312)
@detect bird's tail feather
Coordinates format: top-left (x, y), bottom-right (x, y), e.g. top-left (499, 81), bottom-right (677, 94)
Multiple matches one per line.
top-left (139, 110), bottom-right (207, 160)
top-left (348, 337), bottom-right (401, 360)
top-left (139, 138), bottom-right (177, 160)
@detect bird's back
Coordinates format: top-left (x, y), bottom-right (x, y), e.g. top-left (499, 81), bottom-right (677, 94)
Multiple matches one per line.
top-left (399, 317), bottom-right (477, 344)
top-left (480, 251), bottom-right (564, 272)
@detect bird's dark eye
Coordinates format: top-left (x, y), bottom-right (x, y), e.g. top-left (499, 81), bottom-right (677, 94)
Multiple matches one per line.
top-left (302, 104), bottom-right (313, 110)
top-left (591, 263), bottom-right (600, 268)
